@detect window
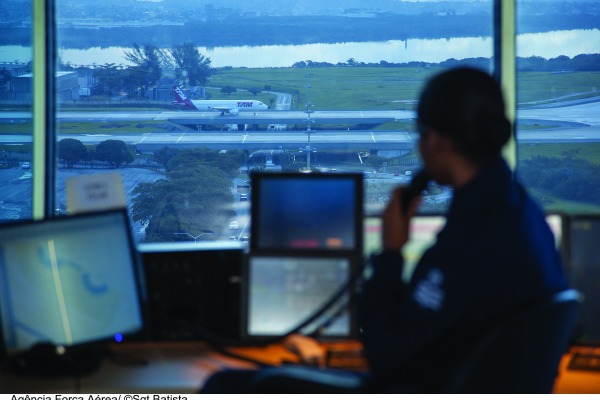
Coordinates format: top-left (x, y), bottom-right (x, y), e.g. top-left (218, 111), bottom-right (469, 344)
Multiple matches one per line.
top-left (15, 1), bottom-right (600, 238)
top-left (47, 0), bottom-right (496, 243)
top-left (0, 0), bottom-right (33, 221)
top-left (516, 0), bottom-right (600, 213)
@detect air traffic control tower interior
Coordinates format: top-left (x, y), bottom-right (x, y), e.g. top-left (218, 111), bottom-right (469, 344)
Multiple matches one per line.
top-left (1, 0), bottom-right (600, 394)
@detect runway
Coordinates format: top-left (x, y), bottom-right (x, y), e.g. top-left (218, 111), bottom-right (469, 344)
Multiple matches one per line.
top-left (1, 101), bottom-right (600, 151)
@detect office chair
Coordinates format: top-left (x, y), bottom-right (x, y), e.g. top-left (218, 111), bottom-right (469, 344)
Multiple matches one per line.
top-left (250, 289), bottom-right (581, 393)
top-left (444, 288), bottom-right (581, 393)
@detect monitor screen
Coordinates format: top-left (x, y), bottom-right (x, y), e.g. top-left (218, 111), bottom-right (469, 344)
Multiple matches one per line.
top-left (0, 210), bottom-right (144, 354)
top-left (363, 216), bottom-right (384, 259)
top-left (563, 214), bottom-right (600, 344)
top-left (363, 215), bottom-right (446, 282)
top-left (250, 172), bottom-right (363, 253)
top-left (364, 213), bottom-right (562, 283)
top-left (244, 253), bottom-right (354, 338)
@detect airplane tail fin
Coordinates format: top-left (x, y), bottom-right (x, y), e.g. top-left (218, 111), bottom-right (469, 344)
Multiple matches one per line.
top-left (172, 86), bottom-right (197, 110)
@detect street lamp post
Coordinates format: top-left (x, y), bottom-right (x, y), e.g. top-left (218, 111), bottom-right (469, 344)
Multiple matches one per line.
top-left (303, 70), bottom-right (316, 171)
top-left (173, 230), bottom-right (215, 242)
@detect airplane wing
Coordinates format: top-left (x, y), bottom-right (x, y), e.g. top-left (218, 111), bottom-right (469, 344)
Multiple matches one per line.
top-left (208, 106), bottom-right (239, 116)
top-left (209, 106), bottom-right (232, 113)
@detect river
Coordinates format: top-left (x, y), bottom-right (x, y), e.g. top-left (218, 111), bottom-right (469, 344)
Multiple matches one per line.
top-left (1, 29), bottom-right (600, 68)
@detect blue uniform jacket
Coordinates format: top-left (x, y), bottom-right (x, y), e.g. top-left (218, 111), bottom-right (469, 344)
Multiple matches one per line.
top-left (360, 158), bottom-right (568, 391)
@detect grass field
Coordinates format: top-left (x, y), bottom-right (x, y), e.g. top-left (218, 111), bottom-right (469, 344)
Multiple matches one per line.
top-left (209, 67), bottom-right (600, 110)
top-left (209, 66), bottom-right (441, 111)
top-left (516, 71), bottom-right (600, 105)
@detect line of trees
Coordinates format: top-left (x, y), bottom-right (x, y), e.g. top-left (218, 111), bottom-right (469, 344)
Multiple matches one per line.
top-left (291, 54), bottom-right (600, 72)
top-left (58, 138), bottom-right (134, 168)
top-left (518, 153), bottom-right (600, 207)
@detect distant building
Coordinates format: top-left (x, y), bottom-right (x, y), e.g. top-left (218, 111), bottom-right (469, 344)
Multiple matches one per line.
top-left (13, 71), bottom-right (80, 101)
top-left (149, 83), bottom-right (173, 101)
top-left (205, 4), bottom-right (236, 21)
top-left (76, 69), bottom-right (95, 96)
top-left (0, 62), bottom-right (31, 78)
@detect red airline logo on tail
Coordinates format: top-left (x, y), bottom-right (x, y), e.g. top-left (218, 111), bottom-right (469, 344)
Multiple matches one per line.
top-left (172, 86), bottom-right (197, 110)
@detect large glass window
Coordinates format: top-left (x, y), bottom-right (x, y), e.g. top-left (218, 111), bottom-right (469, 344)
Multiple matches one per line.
top-left (0, 0), bottom-right (33, 221)
top-left (516, 0), bottom-right (600, 213)
top-left (52, 0), bottom-right (495, 243)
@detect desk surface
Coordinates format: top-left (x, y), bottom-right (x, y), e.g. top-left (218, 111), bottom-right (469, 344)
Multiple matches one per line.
top-left (2, 343), bottom-right (599, 394)
top-left (554, 346), bottom-right (600, 394)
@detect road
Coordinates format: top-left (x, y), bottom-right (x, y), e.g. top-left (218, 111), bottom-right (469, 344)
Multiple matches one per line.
top-left (0, 166), bottom-right (163, 236)
top-left (518, 101), bottom-right (600, 143)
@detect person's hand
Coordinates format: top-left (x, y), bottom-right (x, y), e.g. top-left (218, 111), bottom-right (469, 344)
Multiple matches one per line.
top-left (382, 186), bottom-right (422, 251)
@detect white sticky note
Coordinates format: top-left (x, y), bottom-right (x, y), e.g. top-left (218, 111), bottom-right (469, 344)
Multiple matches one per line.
top-left (66, 172), bottom-right (126, 214)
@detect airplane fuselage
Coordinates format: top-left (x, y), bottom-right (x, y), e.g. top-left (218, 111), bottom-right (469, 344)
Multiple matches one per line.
top-left (172, 86), bottom-right (268, 115)
top-left (191, 100), bottom-right (268, 112)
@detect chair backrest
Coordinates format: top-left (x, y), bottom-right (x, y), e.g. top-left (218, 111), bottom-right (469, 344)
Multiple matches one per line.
top-left (446, 289), bottom-right (581, 393)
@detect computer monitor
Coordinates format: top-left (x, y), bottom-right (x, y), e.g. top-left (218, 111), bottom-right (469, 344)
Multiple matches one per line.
top-left (363, 215), bottom-right (446, 282)
top-left (137, 241), bottom-right (244, 341)
top-left (243, 252), bottom-right (356, 339)
top-left (0, 209), bottom-right (144, 356)
top-left (562, 214), bottom-right (600, 345)
top-left (364, 213), bottom-right (563, 283)
top-left (250, 172), bottom-right (363, 254)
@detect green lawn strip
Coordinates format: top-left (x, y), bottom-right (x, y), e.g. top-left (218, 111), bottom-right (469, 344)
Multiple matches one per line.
top-left (0, 120), bottom-right (183, 135)
top-left (517, 71), bottom-right (600, 104)
top-left (517, 143), bottom-right (600, 165)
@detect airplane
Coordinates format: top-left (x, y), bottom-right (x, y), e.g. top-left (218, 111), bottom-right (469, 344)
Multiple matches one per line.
top-left (172, 86), bottom-right (269, 115)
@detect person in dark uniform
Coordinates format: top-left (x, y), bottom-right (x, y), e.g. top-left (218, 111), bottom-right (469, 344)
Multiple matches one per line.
top-left (200, 67), bottom-right (567, 393)
top-left (360, 67), bottom-right (568, 392)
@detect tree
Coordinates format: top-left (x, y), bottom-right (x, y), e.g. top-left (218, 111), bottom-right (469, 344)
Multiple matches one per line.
top-left (154, 147), bottom-right (181, 171)
top-left (0, 68), bottom-right (12, 92)
top-left (221, 86), bottom-right (237, 95)
top-left (93, 63), bottom-right (127, 97)
top-left (130, 179), bottom-right (171, 226)
top-left (131, 148), bottom-right (247, 242)
top-left (95, 140), bottom-right (134, 168)
top-left (166, 148), bottom-right (246, 178)
top-left (58, 138), bottom-right (87, 168)
top-left (169, 42), bottom-right (212, 86)
top-left (132, 162), bottom-right (234, 242)
top-left (124, 43), bottom-right (165, 98)
top-left (248, 87), bottom-right (262, 96)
